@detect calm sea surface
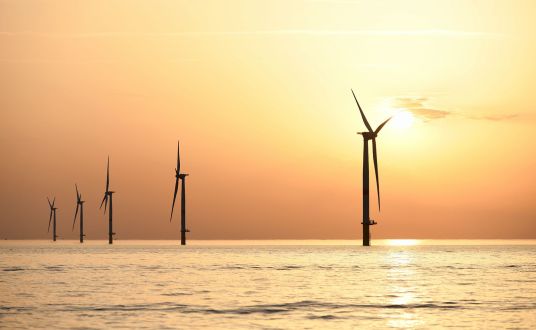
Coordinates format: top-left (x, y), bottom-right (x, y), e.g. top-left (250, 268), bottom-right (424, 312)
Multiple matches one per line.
top-left (1, 240), bottom-right (535, 329)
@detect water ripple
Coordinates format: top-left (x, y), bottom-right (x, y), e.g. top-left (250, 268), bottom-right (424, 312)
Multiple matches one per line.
top-left (55, 300), bottom-right (464, 315)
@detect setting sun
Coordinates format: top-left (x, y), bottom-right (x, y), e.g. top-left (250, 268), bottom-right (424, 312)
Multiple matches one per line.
top-left (391, 111), bottom-right (415, 130)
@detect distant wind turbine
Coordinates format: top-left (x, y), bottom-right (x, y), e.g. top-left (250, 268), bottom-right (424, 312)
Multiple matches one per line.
top-left (170, 140), bottom-right (190, 245)
top-left (72, 184), bottom-right (85, 243)
top-left (100, 157), bottom-right (116, 244)
top-left (351, 89), bottom-right (391, 246)
top-left (47, 197), bottom-right (58, 242)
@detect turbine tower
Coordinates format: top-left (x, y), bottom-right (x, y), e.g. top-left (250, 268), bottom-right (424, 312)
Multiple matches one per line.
top-left (72, 184), bottom-right (85, 243)
top-left (100, 157), bottom-right (116, 244)
top-left (170, 140), bottom-right (190, 245)
top-left (351, 89), bottom-right (391, 246)
top-left (47, 197), bottom-right (58, 242)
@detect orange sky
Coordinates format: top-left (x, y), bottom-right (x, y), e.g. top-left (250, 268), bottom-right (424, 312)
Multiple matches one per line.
top-left (1, 0), bottom-right (535, 239)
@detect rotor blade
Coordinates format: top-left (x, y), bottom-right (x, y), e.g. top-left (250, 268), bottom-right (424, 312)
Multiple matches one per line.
top-left (47, 197), bottom-right (52, 208)
top-left (372, 138), bottom-right (381, 211)
top-left (102, 195), bottom-right (108, 214)
top-left (100, 194), bottom-right (108, 211)
top-left (75, 184), bottom-right (80, 201)
top-left (72, 203), bottom-right (79, 231)
top-left (375, 117), bottom-right (392, 134)
top-left (48, 209), bottom-right (53, 232)
top-left (351, 89), bottom-right (373, 132)
top-left (52, 197), bottom-right (56, 208)
top-left (105, 157), bottom-right (110, 192)
top-left (170, 178), bottom-right (179, 221)
top-left (177, 140), bottom-right (181, 175)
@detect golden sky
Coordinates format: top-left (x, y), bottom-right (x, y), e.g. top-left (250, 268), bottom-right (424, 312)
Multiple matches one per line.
top-left (1, 0), bottom-right (535, 239)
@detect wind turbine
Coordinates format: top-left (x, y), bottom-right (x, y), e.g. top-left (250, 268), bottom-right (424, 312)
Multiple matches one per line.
top-left (47, 197), bottom-right (58, 242)
top-left (351, 89), bottom-right (391, 246)
top-left (100, 157), bottom-right (116, 244)
top-left (72, 184), bottom-right (85, 243)
top-left (170, 140), bottom-right (190, 245)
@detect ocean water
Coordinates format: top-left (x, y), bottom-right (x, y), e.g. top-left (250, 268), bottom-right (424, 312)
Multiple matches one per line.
top-left (1, 240), bottom-right (535, 329)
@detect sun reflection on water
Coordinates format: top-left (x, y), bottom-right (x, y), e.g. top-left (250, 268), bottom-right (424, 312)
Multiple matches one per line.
top-left (385, 239), bottom-right (420, 246)
top-left (384, 250), bottom-right (423, 328)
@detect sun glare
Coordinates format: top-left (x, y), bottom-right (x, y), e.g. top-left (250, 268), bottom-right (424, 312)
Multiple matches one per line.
top-left (391, 111), bottom-right (415, 129)
top-left (385, 239), bottom-right (420, 246)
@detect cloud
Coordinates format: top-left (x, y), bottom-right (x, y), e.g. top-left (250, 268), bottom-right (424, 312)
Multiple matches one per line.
top-left (393, 97), bottom-right (519, 122)
top-left (468, 114), bottom-right (519, 121)
top-left (393, 97), bottom-right (451, 121)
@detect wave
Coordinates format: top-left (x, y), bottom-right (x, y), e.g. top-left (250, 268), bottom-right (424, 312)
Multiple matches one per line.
top-left (45, 300), bottom-right (464, 315)
top-left (2, 267), bottom-right (28, 272)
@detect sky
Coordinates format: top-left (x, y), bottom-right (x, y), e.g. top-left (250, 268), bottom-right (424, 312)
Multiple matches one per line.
top-left (1, 0), bottom-right (535, 239)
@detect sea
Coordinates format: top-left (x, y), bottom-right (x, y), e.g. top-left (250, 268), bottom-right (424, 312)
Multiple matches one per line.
top-left (1, 240), bottom-right (535, 329)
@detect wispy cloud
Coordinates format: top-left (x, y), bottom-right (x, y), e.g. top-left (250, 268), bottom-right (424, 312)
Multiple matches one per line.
top-left (393, 97), bottom-right (518, 122)
top-left (467, 114), bottom-right (519, 121)
top-left (393, 97), bottom-right (451, 121)
top-left (0, 29), bottom-right (502, 39)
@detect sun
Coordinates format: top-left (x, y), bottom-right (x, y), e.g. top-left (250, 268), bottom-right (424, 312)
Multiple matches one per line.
top-left (391, 110), bottom-right (415, 129)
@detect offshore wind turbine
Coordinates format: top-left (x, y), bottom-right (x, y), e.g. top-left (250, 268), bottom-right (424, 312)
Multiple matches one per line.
top-left (47, 197), bottom-right (58, 242)
top-left (351, 89), bottom-right (391, 246)
top-left (169, 140), bottom-right (190, 245)
top-left (100, 157), bottom-right (116, 244)
top-left (72, 184), bottom-right (85, 243)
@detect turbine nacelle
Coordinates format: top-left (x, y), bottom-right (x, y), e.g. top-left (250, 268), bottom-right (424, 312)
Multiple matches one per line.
top-left (357, 132), bottom-right (377, 140)
top-left (179, 173), bottom-right (189, 179)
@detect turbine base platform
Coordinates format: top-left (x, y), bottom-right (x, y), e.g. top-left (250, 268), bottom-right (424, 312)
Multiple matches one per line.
top-left (361, 220), bottom-right (377, 225)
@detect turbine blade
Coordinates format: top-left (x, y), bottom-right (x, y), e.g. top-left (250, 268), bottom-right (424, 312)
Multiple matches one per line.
top-left (177, 140), bottom-right (181, 175)
top-left (351, 89), bottom-right (373, 132)
top-left (375, 117), bottom-right (392, 134)
top-left (372, 138), bottom-right (381, 211)
top-left (100, 194), bottom-right (107, 210)
top-left (75, 184), bottom-right (80, 201)
top-left (106, 157), bottom-right (110, 192)
top-left (47, 197), bottom-right (52, 208)
top-left (170, 178), bottom-right (179, 221)
top-left (48, 209), bottom-right (53, 232)
top-left (52, 197), bottom-right (56, 208)
top-left (72, 203), bottom-right (79, 231)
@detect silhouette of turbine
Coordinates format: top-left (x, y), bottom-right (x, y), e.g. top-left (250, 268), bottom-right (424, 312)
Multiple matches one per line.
top-left (72, 184), bottom-right (85, 243)
top-left (47, 197), bottom-right (58, 242)
top-left (169, 140), bottom-right (190, 245)
top-left (351, 89), bottom-right (391, 246)
top-left (100, 157), bottom-right (116, 244)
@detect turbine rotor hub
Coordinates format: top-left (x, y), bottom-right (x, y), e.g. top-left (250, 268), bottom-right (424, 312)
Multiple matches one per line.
top-left (359, 132), bottom-right (376, 139)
